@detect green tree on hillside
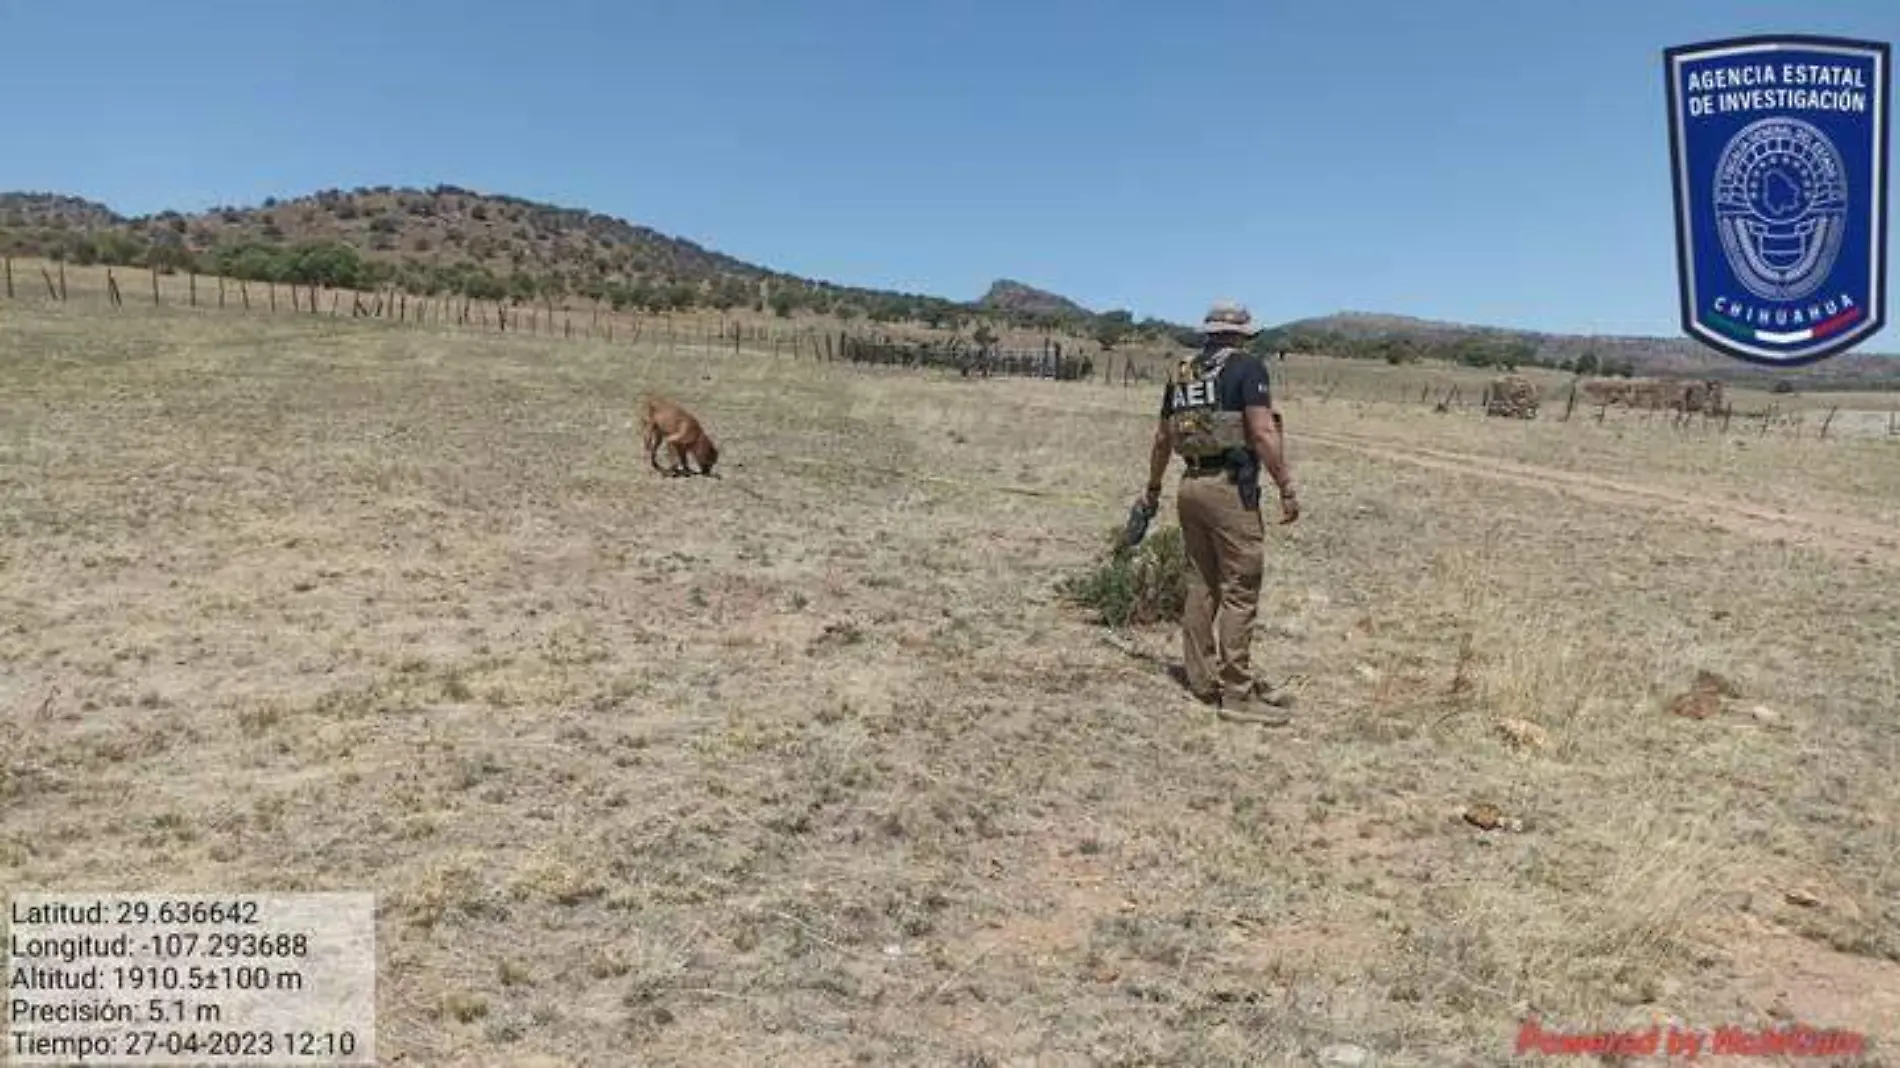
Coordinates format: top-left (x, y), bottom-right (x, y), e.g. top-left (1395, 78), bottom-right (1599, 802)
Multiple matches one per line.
top-left (1092, 309), bottom-right (1135, 352)
top-left (281, 243), bottom-right (365, 288)
top-left (507, 271), bottom-right (539, 303)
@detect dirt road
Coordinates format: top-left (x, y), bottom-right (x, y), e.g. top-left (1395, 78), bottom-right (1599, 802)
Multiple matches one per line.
top-left (1300, 428), bottom-right (1899, 567)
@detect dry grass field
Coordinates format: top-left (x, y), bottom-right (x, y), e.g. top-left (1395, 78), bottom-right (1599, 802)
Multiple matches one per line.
top-left (3, 295), bottom-right (1898, 1066)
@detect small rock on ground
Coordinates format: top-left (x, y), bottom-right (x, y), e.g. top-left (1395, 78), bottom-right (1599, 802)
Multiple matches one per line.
top-left (1464, 802), bottom-right (1507, 830)
top-left (1496, 718), bottom-right (1550, 750)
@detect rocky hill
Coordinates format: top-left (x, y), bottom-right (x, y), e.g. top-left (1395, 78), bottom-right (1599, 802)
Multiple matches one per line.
top-left (978, 278), bottom-right (1093, 320)
top-left (0, 192), bottom-right (124, 229)
top-left (0, 187), bottom-right (1147, 336)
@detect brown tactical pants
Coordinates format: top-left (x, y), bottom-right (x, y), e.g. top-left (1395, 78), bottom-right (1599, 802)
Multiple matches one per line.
top-left (1176, 470), bottom-right (1264, 704)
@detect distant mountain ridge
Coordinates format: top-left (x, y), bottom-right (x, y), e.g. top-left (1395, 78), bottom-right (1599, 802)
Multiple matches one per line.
top-left (1, 187), bottom-right (1894, 386)
top-left (1264, 310), bottom-right (1900, 387)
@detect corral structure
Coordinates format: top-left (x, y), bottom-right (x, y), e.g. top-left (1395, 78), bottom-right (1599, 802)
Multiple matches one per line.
top-left (837, 332), bottom-right (1096, 381)
top-left (1580, 376), bottom-right (1727, 414)
top-left (1484, 374), bottom-right (1540, 419)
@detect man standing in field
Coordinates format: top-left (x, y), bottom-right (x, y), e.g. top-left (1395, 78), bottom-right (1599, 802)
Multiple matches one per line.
top-left (1134, 301), bottom-right (1300, 725)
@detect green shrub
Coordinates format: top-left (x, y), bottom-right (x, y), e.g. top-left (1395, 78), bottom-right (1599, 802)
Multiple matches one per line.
top-left (1060, 523), bottom-right (1188, 628)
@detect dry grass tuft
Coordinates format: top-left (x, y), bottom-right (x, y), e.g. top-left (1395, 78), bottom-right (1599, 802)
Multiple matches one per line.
top-left (1060, 523), bottom-right (1189, 627)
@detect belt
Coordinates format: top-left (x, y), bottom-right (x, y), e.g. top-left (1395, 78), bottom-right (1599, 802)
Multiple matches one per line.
top-left (1182, 456), bottom-right (1229, 476)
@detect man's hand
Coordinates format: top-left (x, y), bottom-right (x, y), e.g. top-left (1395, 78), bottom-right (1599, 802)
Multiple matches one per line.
top-left (1140, 418), bottom-right (1171, 512)
top-left (1244, 405), bottom-right (1297, 524)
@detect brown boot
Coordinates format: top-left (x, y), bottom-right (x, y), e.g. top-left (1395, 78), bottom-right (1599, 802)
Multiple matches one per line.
top-left (1252, 678), bottom-right (1297, 708)
top-left (1216, 692), bottom-right (1292, 726)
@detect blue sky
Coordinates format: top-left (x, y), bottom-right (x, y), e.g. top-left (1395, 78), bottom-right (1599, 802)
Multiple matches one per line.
top-left (1, 1), bottom-right (1895, 336)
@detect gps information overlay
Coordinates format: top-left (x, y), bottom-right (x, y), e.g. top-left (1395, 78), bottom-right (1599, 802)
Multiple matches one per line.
top-left (6, 893), bottom-right (375, 1066)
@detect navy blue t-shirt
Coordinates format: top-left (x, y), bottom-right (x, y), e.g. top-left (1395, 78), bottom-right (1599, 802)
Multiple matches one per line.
top-left (1160, 349), bottom-right (1273, 420)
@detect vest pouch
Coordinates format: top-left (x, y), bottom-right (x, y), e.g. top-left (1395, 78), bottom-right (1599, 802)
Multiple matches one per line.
top-left (1170, 408), bottom-right (1245, 460)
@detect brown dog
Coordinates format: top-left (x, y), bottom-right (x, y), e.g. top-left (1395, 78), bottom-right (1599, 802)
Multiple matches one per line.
top-left (639, 393), bottom-right (719, 477)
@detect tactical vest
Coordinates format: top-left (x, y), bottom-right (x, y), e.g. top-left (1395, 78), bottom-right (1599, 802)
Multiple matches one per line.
top-left (1166, 348), bottom-right (1248, 461)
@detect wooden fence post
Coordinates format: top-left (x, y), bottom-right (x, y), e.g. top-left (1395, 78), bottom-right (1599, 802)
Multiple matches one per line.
top-left (58, 260), bottom-right (67, 301)
top-left (189, 271), bottom-right (197, 307)
top-left (107, 269), bottom-right (122, 308)
top-left (218, 275), bottom-right (226, 309)
top-left (151, 265), bottom-right (160, 306)
top-left (3, 257), bottom-right (11, 300)
top-left (41, 266), bottom-right (58, 300)
top-left (240, 280), bottom-right (250, 310)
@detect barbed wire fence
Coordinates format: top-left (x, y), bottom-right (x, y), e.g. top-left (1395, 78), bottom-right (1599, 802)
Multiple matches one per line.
top-left (1, 254), bottom-right (1177, 389)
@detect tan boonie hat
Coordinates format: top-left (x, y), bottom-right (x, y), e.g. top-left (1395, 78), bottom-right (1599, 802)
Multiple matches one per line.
top-left (1200, 300), bottom-right (1262, 337)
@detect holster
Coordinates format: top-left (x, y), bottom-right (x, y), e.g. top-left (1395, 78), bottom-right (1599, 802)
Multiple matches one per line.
top-left (1226, 448), bottom-right (1262, 512)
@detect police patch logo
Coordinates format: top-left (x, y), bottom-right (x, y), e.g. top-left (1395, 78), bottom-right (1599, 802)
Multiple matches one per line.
top-left (1665, 35), bottom-right (1890, 366)
top-left (1715, 117), bottom-right (1848, 303)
